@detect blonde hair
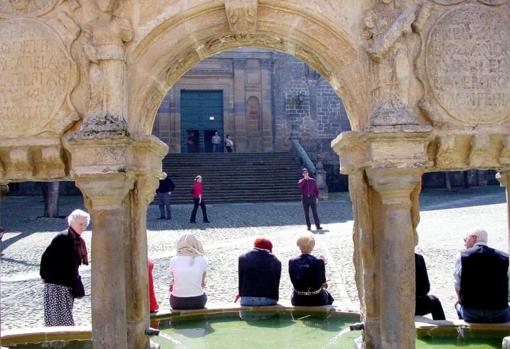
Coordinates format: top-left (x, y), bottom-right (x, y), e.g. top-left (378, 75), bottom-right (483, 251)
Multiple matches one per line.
top-left (176, 234), bottom-right (204, 265)
top-left (195, 175), bottom-right (202, 182)
top-left (296, 233), bottom-right (315, 254)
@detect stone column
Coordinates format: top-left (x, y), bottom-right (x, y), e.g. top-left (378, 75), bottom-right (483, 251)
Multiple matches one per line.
top-left (125, 174), bottom-right (160, 349)
top-left (65, 97), bottom-right (168, 348)
top-left (75, 173), bottom-right (135, 349)
top-left (0, 182), bottom-right (8, 201)
top-left (366, 167), bottom-right (422, 349)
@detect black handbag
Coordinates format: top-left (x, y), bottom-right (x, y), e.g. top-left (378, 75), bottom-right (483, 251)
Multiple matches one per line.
top-left (72, 276), bottom-right (85, 299)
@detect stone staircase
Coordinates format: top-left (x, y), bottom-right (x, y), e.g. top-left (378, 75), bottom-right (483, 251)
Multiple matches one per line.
top-left (162, 152), bottom-right (302, 203)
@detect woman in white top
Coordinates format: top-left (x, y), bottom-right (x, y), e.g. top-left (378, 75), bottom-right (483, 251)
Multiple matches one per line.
top-left (169, 234), bottom-right (208, 309)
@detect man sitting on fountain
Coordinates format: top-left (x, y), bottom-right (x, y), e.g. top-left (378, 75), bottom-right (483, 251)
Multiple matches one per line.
top-left (238, 237), bottom-right (281, 306)
top-left (454, 228), bottom-right (510, 323)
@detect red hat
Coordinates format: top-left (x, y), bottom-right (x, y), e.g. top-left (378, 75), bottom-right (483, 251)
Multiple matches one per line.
top-left (254, 238), bottom-right (273, 252)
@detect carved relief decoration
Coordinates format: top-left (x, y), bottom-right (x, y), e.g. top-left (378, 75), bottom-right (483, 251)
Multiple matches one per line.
top-left (225, 0), bottom-right (258, 34)
top-left (415, 2), bottom-right (510, 127)
top-left (362, 4), bottom-right (422, 128)
top-left (0, 17), bottom-right (79, 138)
top-left (0, 0), bottom-right (62, 18)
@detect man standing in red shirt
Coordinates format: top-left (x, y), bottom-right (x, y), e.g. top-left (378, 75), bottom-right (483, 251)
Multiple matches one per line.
top-left (298, 168), bottom-right (322, 231)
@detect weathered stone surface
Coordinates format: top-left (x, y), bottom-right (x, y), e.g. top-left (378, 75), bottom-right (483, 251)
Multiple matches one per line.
top-left (0, 0), bottom-right (62, 18)
top-left (0, 18), bottom-right (78, 138)
top-left (417, 1), bottom-right (510, 127)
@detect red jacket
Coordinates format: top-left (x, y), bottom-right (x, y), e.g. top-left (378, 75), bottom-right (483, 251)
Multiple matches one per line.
top-left (148, 259), bottom-right (159, 313)
top-left (192, 182), bottom-right (203, 198)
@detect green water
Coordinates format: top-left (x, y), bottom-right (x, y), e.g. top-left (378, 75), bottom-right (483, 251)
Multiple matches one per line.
top-left (3, 312), bottom-right (510, 349)
top-left (152, 311), bottom-right (358, 349)
top-left (416, 328), bottom-right (508, 349)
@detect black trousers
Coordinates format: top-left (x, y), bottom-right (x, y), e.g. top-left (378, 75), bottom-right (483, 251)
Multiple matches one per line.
top-left (170, 293), bottom-right (207, 310)
top-left (190, 198), bottom-right (208, 222)
top-left (416, 295), bottom-right (446, 320)
top-left (302, 196), bottom-right (320, 229)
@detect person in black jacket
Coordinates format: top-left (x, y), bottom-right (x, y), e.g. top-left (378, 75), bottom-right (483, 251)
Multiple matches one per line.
top-left (238, 237), bottom-right (281, 306)
top-left (415, 253), bottom-right (445, 320)
top-left (454, 228), bottom-right (510, 323)
top-left (40, 209), bottom-right (90, 326)
top-left (156, 176), bottom-right (175, 220)
top-left (289, 233), bottom-right (333, 306)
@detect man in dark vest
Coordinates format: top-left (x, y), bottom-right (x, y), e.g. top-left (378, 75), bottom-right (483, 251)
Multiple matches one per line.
top-left (454, 228), bottom-right (510, 323)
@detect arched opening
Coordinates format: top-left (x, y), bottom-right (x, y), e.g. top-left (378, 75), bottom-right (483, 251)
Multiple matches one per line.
top-left (126, 2), bottom-right (363, 137)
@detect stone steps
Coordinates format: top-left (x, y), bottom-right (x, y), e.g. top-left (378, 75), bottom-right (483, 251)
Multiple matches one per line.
top-left (161, 152), bottom-right (302, 203)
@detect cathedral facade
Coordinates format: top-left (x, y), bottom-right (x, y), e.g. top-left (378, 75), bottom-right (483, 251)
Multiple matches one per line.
top-left (152, 49), bottom-right (351, 190)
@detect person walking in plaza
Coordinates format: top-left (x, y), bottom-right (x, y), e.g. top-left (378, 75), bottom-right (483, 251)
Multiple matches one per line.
top-left (225, 134), bottom-right (234, 153)
top-left (39, 209), bottom-right (90, 326)
top-left (415, 253), bottom-right (446, 320)
top-left (212, 131), bottom-right (222, 153)
top-left (454, 228), bottom-right (510, 323)
top-left (169, 234), bottom-right (208, 309)
top-left (190, 175), bottom-right (210, 223)
top-left (156, 175), bottom-right (175, 220)
top-left (289, 233), bottom-right (333, 306)
top-left (238, 237), bottom-right (281, 306)
top-left (298, 168), bottom-right (322, 231)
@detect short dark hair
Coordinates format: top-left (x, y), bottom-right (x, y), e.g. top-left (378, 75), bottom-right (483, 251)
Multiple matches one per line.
top-left (302, 168), bottom-right (309, 173)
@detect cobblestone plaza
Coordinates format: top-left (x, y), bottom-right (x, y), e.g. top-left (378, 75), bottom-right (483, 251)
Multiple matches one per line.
top-left (0, 186), bottom-right (507, 331)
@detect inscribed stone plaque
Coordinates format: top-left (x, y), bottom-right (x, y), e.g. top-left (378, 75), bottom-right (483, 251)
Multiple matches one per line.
top-left (0, 0), bottom-right (61, 18)
top-left (0, 18), bottom-right (74, 137)
top-left (425, 4), bottom-right (510, 124)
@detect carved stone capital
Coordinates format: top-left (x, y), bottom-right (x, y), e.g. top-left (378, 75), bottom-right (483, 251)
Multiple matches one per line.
top-left (366, 167), bottom-right (423, 207)
top-left (225, 0), bottom-right (258, 34)
top-left (76, 173), bottom-right (135, 211)
top-left (4, 147), bottom-right (32, 180)
top-left (332, 128), bottom-right (433, 174)
top-left (431, 132), bottom-right (508, 170)
top-left (0, 138), bottom-right (68, 181)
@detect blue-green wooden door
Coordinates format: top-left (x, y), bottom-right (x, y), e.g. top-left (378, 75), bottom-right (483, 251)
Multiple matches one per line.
top-left (181, 90), bottom-right (223, 153)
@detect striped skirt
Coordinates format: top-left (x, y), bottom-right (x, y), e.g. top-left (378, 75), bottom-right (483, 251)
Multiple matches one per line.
top-left (43, 283), bottom-right (75, 326)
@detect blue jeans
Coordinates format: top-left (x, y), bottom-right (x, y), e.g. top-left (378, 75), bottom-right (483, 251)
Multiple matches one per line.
top-left (157, 192), bottom-right (171, 219)
top-left (240, 297), bottom-right (277, 306)
top-left (456, 303), bottom-right (510, 323)
top-left (212, 143), bottom-right (220, 152)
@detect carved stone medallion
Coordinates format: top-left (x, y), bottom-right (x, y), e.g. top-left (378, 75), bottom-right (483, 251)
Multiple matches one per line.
top-left (0, 18), bottom-right (76, 137)
top-left (425, 4), bottom-right (510, 125)
top-left (0, 0), bottom-right (62, 17)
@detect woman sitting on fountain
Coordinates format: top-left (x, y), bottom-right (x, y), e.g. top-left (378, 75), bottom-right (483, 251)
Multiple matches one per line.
top-left (238, 237), bottom-right (281, 306)
top-left (289, 233), bottom-right (334, 306)
top-left (169, 234), bottom-right (208, 309)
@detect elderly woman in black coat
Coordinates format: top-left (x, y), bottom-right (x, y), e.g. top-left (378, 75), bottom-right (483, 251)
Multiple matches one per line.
top-left (40, 209), bottom-right (90, 326)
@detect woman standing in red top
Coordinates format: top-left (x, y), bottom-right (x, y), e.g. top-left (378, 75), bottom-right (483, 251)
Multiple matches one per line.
top-left (190, 175), bottom-right (210, 223)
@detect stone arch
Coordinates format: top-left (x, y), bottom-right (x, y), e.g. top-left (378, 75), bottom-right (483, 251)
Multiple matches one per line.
top-left (127, 1), bottom-right (365, 137)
